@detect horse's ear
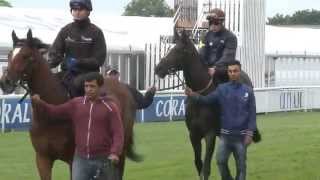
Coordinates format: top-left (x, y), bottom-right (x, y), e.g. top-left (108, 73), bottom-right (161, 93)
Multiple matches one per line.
top-left (181, 29), bottom-right (189, 44)
top-left (12, 30), bottom-right (19, 46)
top-left (27, 29), bottom-right (33, 41)
top-left (27, 29), bottom-right (35, 47)
top-left (173, 28), bottom-right (180, 43)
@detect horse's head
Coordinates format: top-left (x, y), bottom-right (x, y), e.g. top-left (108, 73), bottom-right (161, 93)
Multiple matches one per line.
top-left (155, 30), bottom-right (197, 78)
top-left (0, 29), bottom-right (50, 94)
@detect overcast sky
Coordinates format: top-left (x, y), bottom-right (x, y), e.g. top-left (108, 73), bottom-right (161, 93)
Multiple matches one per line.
top-left (8, 0), bottom-right (320, 17)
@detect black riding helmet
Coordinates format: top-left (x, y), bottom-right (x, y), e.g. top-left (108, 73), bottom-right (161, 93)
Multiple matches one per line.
top-left (206, 8), bottom-right (225, 25)
top-left (70, 0), bottom-right (92, 11)
top-left (106, 69), bottom-right (120, 76)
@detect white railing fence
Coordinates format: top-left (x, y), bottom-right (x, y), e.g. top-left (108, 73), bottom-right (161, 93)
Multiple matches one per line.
top-left (152, 85), bottom-right (320, 114)
top-left (255, 86), bottom-right (320, 113)
top-left (265, 54), bottom-right (320, 87)
top-left (104, 45), bottom-right (320, 92)
top-left (2, 86), bottom-right (320, 133)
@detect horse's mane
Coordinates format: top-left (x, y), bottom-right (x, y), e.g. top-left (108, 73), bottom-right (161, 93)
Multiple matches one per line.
top-left (178, 33), bottom-right (213, 92)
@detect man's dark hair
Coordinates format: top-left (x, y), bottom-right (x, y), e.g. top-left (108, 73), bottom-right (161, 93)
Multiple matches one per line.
top-left (84, 72), bottom-right (104, 87)
top-left (227, 60), bottom-right (241, 69)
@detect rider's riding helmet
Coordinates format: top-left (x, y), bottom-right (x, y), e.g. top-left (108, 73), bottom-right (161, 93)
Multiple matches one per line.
top-left (206, 8), bottom-right (225, 25)
top-left (106, 69), bottom-right (120, 76)
top-left (70, 0), bottom-right (92, 11)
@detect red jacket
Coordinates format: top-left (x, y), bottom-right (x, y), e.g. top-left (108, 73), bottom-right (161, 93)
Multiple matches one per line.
top-left (40, 96), bottom-right (124, 159)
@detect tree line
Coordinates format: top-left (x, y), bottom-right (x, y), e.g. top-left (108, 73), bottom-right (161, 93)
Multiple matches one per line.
top-left (0, 0), bottom-right (11, 7)
top-left (267, 9), bottom-right (320, 25)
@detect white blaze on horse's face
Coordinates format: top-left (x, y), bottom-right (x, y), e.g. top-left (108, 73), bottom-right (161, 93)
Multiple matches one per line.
top-left (12, 48), bottom-right (21, 61)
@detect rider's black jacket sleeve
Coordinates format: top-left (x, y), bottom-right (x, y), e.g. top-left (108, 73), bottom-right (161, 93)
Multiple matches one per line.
top-left (48, 27), bottom-right (66, 69)
top-left (126, 85), bottom-right (155, 110)
top-left (215, 32), bottom-right (237, 67)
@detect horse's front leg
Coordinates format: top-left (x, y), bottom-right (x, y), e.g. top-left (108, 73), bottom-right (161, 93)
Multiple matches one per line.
top-left (68, 159), bottom-right (73, 180)
top-left (202, 131), bottom-right (217, 180)
top-left (35, 153), bottom-right (53, 180)
top-left (189, 132), bottom-right (203, 179)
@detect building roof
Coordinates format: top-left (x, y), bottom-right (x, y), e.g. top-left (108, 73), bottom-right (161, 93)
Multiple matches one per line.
top-left (265, 25), bottom-right (320, 55)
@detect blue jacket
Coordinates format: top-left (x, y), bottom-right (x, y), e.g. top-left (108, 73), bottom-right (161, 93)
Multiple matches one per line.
top-left (192, 81), bottom-right (256, 136)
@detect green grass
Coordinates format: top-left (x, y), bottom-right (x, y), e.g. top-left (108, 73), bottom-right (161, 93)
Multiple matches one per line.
top-left (1, 112), bottom-right (320, 180)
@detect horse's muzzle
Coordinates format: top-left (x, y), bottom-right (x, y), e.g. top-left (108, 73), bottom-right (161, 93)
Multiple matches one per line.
top-left (0, 77), bottom-right (17, 94)
top-left (154, 65), bottom-right (166, 79)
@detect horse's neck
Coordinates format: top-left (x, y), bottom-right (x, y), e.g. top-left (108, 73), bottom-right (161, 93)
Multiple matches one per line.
top-left (30, 57), bottom-right (68, 104)
top-left (183, 53), bottom-right (211, 92)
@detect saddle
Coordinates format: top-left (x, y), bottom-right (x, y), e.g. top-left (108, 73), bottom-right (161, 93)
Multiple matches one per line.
top-left (56, 71), bottom-right (84, 98)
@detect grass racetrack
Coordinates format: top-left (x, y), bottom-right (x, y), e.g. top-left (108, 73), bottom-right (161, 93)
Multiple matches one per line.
top-left (1, 111), bottom-right (320, 180)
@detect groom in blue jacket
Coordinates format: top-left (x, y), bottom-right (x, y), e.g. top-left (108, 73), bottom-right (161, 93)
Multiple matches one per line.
top-left (185, 60), bottom-right (256, 180)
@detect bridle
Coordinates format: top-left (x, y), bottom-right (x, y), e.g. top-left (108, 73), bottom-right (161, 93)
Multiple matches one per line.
top-left (156, 45), bottom-right (213, 94)
top-left (17, 58), bottom-right (34, 103)
top-left (8, 46), bottom-right (35, 103)
top-left (156, 69), bottom-right (185, 91)
top-left (156, 47), bottom-right (186, 91)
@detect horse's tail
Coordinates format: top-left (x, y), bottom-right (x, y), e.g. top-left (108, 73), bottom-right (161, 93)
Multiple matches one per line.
top-left (253, 129), bottom-right (262, 143)
top-left (126, 133), bottom-right (143, 162)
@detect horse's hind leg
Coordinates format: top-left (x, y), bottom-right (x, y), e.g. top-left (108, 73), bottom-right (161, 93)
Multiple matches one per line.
top-left (68, 160), bottom-right (73, 180)
top-left (202, 132), bottom-right (216, 180)
top-left (189, 133), bottom-right (203, 179)
top-left (116, 156), bottom-right (125, 180)
top-left (35, 153), bottom-right (53, 180)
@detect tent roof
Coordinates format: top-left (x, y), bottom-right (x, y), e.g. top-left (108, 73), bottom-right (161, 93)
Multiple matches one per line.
top-left (2, 7), bottom-right (320, 55)
top-left (0, 7), bottom-right (174, 51)
top-left (265, 25), bottom-right (320, 55)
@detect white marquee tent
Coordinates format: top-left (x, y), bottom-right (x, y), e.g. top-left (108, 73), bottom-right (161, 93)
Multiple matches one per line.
top-left (1, 7), bottom-right (320, 56)
top-left (0, 7), bottom-right (173, 51)
top-left (1, 7), bottom-right (320, 88)
top-left (266, 25), bottom-right (320, 55)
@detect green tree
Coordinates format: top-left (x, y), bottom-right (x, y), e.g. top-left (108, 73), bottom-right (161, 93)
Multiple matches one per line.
top-left (267, 13), bottom-right (290, 25)
top-left (123, 0), bottom-right (173, 17)
top-left (0, 0), bottom-right (12, 7)
top-left (290, 9), bottom-right (320, 25)
top-left (267, 9), bottom-right (320, 25)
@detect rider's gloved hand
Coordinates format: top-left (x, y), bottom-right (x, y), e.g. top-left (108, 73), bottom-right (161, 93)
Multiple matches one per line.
top-left (208, 67), bottom-right (216, 77)
top-left (147, 86), bottom-right (157, 95)
top-left (66, 57), bottom-right (78, 72)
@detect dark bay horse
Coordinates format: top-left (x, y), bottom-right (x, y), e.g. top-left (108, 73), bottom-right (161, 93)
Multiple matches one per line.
top-left (155, 31), bottom-right (261, 180)
top-left (1, 29), bottom-right (139, 180)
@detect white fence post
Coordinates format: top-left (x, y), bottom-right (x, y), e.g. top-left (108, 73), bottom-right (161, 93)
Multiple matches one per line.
top-left (1, 109), bottom-right (4, 133)
top-left (169, 92), bottom-right (173, 122)
top-left (304, 88), bottom-right (308, 112)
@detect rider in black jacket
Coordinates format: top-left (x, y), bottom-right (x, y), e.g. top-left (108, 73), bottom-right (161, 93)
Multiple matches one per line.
top-left (48, 0), bottom-right (106, 97)
top-left (199, 8), bottom-right (237, 83)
